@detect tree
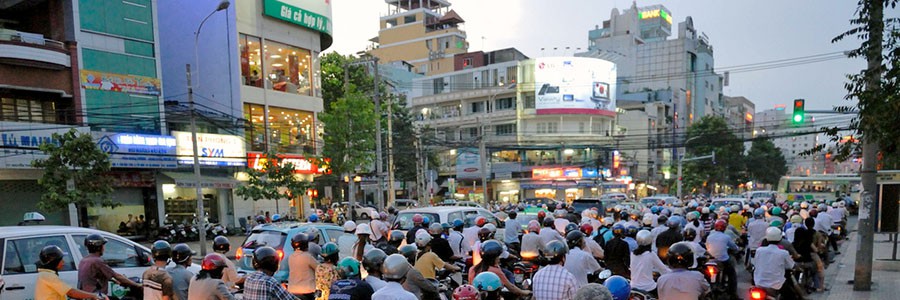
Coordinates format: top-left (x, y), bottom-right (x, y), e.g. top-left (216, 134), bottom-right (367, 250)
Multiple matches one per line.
top-left (235, 151), bottom-right (313, 214)
top-left (683, 116), bottom-right (745, 194)
top-left (318, 92), bottom-right (377, 201)
top-left (32, 128), bottom-right (114, 227)
top-left (746, 139), bottom-right (788, 186)
top-left (320, 52), bottom-right (375, 112)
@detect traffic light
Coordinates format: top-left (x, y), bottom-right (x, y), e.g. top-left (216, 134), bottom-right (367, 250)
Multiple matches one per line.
top-left (792, 99), bottom-right (805, 124)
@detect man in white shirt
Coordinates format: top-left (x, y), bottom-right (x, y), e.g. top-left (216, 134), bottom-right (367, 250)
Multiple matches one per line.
top-left (539, 217), bottom-right (565, 246)
top-left (369, 214), bottom-right (388, 243)
top-left (337, 221), bottom-right (358, 259)
top-left (362, 248), bottom-right (388, 291)
top-left (753, 227), bottom-right (796, 297)
top-left (563, 231), bottom-right (602, 290)
top-left (746, 208), bottom-right (769, 268)
top-left (521, 221), bottom-right (544, 259)
top-left (462, 217), bottom-right (486, 250)
top-left (372, 254), bottom-right (418, 300)
top-left (448, 219), bottom-right (469, 258)
top-left (504, 211), bottom-right (523, 249)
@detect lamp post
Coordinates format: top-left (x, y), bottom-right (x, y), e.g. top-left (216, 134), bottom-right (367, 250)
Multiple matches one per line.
top-left (187, 0), bottom-right (229, 256)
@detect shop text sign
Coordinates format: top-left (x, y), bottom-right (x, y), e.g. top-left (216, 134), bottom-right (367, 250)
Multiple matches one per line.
top-left (263, 0), bottom-right (332, 34)
top-left (532, 167), bottom-right (583, 180)
top-left (247, 152), bottom-right (329, 174)
top-left (173, 131), bottom-right (245, 166)
top-left (0, 122), bottom-right (89, 168)
top-left (93, 132), bottom-right (177, 169)
top-left (81, 70), bottom-right (161, 96)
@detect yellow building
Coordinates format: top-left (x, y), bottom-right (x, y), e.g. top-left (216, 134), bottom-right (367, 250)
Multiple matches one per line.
top-left (369, 0), bottom-right (469, 75)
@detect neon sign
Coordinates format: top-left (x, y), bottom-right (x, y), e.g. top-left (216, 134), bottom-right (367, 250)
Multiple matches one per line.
top-left (639, 9), bottom-right (672, 24)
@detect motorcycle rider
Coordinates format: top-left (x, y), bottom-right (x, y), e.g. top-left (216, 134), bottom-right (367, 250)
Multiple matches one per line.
top-left (580, 223), bottom-right (605, 259)
top-left (370, 212), bottom-right (390, 243)
top-left (746, 208), bottom-right (769, 270)
top-left (539, 216), bottom-right (565, 246)
top-left (623, 225), bottom-right (639, 252)
top-left (187, 254), bottom-right (235, 299)
top-left (380, 230), bottom-right (404, 255)
top-left (472, 271), bottom-right (504, 300)
top-left (288, 233), bottom-right (318, 299)
top-left (143, 241), bottom-right (175, 300)
top-left (532, 240), bottom-right (577, 300)
top-left (594, 217), bottom-right (614, 245)
top-left (244, 246), bottom-right (295, 300)
top-left (706, 219), bottom-right (739, 299)
top-left (630, 230), bottom-right (671, 295)
top-left (467, 240), bottom-right (531, 298)
top-left (352, 224), bottom-right (375, 260)
top-left (212, 236), bottom-right (242, 288)
top-left (681, 228), bottom-right (706, 269)
top-left (362, 248), bottom-right (388, 291)
top-left (448, 219), bottom-right (470, 259)
top-left (463, 216), bottom-right (488, 250)
top-left (77, 234), bottom-right (142, 295)
top-left (327, 257), bottom-right (375, 300)
top-left (754, 227), bottom-right (798, 299)
top-left (338, 221), bottom-right (358, 258)
top-left (35, 245), bottom-right (103, 300)
top-left (521, 220), bottom-right (544, 260)
top-left (504, 210), bottom-right (523, 253)
top-left (603, 275), bottom-right (631, 300)
top-left (305, 227), bottom-right (323, 258)
top-left (565, 230), bottom-right (602, 290)
top-left (316, 243), bottom-right (340, 300)
top-left (398, 244), bottom-right (440, 299)
top-left (657, 242), bottom-right (710, 300)
top-left (372, 254), bottom-right (417, 300)
top-left (683, 212), bottom-right (703, 243)
top-left (413, 231), bottom-right (461, 280)
top-left (167, 243), bottom-right (193, 300)
top-left (655, 217), bottom-right (684, 260)
top-left (603, 224), bottom-right (631, 277)
top-left (428, 223), bottom-right (456, 261)
top-left (406, 214), bottom-right (426, 245)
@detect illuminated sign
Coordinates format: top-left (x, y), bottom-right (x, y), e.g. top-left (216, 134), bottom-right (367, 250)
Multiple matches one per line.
top-left (775, 104), bottom-right (786, 111)
top-left (173, 131), bottom-right (245, 166)
top-left (639, 9), bottom-right (672, 24)
top-left (93, 132), bottom-right (177, 169)
top-left (0, 122), bottom-right (90, 168)
top-left (745, 113), bottom-right (753, 122)
top-left (532, 167), bottom-right (583, 180)
top-left (534, 57), bottom-right (617, 116)
top-left (263, 0), bottom-right (332, 35)
top-left (247, 152), bottom-right (329, 174)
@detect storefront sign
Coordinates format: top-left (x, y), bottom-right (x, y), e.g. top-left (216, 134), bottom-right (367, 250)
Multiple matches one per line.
top-left (0, 122), bottom-right (89, 168)
top-left (93, 132), bottom-right (177, 169)
top-left (109, 171), bottom-right (155, 187)
top-left (263, 0), bottom-right (332, 35)
top-left (80, 70), bottom-right (161, 96)
top-left (532, 167), bottom-right (583, 180)
top-left (173, 132), bottom-right (245, 166)
top-left (456, 148), bottom-right (482, 179)
top-left (247, 152), bottom-right (328, 174)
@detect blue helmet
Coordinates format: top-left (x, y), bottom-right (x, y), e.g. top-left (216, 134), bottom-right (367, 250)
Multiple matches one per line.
top-left (422, 216), bottom-right (431, 226)
top-left (308, 214), bottom-right (319, 222)
top-left (612, 224), bottom-right (625, 236)
top-left (271, 214), bottom-right (281, 222)
top-left (604, 275), bottom-right (631, 300)
top-left (753, 208), bottom-right (766, 218)
top-left (472, 271), bottom-right (502, 292)
top-left (650, 206), bottom-right (661, 214)
top-left (625, 225), bottom-right (638, 237)
top-left (452, 219), bottom-right (464, 228)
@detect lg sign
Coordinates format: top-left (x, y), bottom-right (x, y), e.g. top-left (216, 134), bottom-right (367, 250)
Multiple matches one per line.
top-left (247, 153), bottom-right (328, 174)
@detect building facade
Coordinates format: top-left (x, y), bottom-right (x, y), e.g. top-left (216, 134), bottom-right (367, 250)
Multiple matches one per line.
top-left (756, 106), bottom-right (823, 176)
top-left (723, 96), bottom-right (755, 140)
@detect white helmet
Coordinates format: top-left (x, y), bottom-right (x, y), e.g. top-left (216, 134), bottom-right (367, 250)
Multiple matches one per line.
top-left (642, 214), bottom-right (653, 226)
top-left (765, 227), bottom-right (783, 242)
top-left (415, 231), bottom-right (433, 248)
top-left (838, 201), bottom-right (846, 208)
top-left (602, 218), bottom-right (613, 226)
top-left (832, 201), bottom-right (839, 208)
top-left (636, 230), bottom-right (653, 246)
top-left (484, 223), bottom-right (497, 233)
top-left (818, 204), bottom-right (828, 211)
top-left (356, 223), bottom-right (372, 235)
top-left (730, 205), bottom-right (740, 212)
top-left (800, 201), bottom-right (809, 209)
top-left (343, 221), bottom-right (357, 232)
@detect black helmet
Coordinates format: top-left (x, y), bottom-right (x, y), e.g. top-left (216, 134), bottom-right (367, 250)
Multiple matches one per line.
top-left (625, 226), bottom-right (638, 237)
top-left (172, 243), bottom-right (192, 264)
top-left (399, 244), bottom-right (418, 263)
top-left (666, 242), bottom-right (694, 269)
top-left (508, 211), bottom-right (518, 219)
top-left (683, 228), bottom-right (697, 242)
top-left (542, 216), bottom-right (554, 227)
top-left (480, 240), bottom-right (503, 259)
top-left (618, 211), bottom-right (629, 220)
top-left (362, 248), bottom-right (388, 272)
top-left (387, 206), bottom-right (397, 214)
top-left (151, 240), bottom-right (172, 261)
top-left (39, 245), bottom-right (64, 270)
top-left (565, 223), bottom-right (578, 234)
top-left (543, 240), bottom-right (569, 263)
top-left (478, 227), bottom-right (492, 241)
top-left (84, 234), bottom-right (107, 253)
top-left (252, 246), bottom-right (280, 273)
top-left (388, 230), bottom-right (405, 245)
top-left (291, 233), bottom-right (310, 251)
top-left (612, 224), bottom-right (625, 237)
top-left (213, 236), bottom-right (230, 253)
top-left (566, 230), bottom-right (585, 250)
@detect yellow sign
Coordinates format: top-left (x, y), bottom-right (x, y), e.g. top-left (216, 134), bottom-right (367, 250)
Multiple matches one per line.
top-left (640, 9), bottom-right (672, 24)
top-left (81, 70), bottom-right (161, 96)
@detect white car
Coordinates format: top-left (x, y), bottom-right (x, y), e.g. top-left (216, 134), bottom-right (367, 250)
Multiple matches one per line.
top-left (711, 197), bottom-right (749, 210)
top-left (391, 206), bottom-right (502, 238)
top-left (332, 202), bottom-right (379, 220)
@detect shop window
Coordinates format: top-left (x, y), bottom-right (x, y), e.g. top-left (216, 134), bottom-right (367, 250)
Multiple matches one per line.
top-left (244, 103), bottom-right (267, 152)
top-left (525, 150), bottom-right (557, 166)
top-left (268, 105), bottom-right (316, 154)
top-left (239, 33), bottom-right (263, 88)
top-left (264, 39), bottom-right (313, 96)
top-left (1, 98), bottom-right (57, 123)
top-left (492, 150), bottom-right (521, 163)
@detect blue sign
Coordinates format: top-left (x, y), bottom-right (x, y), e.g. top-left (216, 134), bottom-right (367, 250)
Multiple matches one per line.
top-left (93, 132), bottom-right (178, 169)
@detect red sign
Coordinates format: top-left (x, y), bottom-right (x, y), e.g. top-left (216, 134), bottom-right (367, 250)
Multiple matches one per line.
top-left (246, 153), bottom-right (329, 174)
top-left (533, 167), bottom-right (582, 180)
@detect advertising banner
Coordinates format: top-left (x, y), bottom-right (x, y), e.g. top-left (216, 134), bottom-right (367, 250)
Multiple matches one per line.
top-left (93, 132), bottom-right (177, 169)
top-left (247, 152), bottom-right (329, 174)
top-left (0, 122), bottom-right (90, 168)
top-left (80, 70), bottom-right (161, 96)
top-left (263, 0), bottom-right (333, 35)
top-left (456, 148), bottom-right (482, 179)
top-left (173, 131), bottom-right (245, 166)
top-left (534, 57), bottom-right (616, 116)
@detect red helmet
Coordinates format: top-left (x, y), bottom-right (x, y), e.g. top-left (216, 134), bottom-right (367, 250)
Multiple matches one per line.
top-left (809, 209), bottom-right (819, 218)
top-left (714, 219), bottom-right (728, 232)
top-left (580, 223), bottom-right (593, 235)
top-left (412, 214), bottom-right (424, 224)
top-left (537, 211), bottom-right (546, 220)
top-left (697, 207), bottom-right (704, 213)
top-left (201, 253), bottom-right (227, 271)
top-left (475, 216), bottom-right (487, 227)
top-left (452, 284), bottom-right (479, 300)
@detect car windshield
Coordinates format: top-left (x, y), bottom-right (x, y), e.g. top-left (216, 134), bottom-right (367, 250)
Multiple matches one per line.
top-left (242, 231), bottom-right (285, 250)
top-left (640, 198), bottom-right (660, 206)
top-left (714, 200), bottom-right (744, 208)
top-left (394, 212), bottom-right (439, 230)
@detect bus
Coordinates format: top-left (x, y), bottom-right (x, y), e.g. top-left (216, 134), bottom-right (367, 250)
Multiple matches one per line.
top-left (775, 174), bottom-right (861, 204)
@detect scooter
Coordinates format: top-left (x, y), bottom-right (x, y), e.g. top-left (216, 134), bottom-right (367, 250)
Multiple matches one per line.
top-left (512, 257), bottom-right (540, 288)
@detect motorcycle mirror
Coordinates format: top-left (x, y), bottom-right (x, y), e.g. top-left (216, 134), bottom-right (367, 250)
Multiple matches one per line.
top-left (598, 269), bottom-right (612, 280)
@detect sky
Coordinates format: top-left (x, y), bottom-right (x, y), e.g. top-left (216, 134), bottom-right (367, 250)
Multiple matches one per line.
top-left (329, 0), bottom-right (874, 112)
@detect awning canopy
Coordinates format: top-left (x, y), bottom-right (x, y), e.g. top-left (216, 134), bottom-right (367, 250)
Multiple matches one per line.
top-left (160, 172), bottom-right (239, 189)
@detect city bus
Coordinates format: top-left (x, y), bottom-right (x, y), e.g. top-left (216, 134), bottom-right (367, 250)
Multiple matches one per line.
top-left (775, 174), bottom-right (861, 204)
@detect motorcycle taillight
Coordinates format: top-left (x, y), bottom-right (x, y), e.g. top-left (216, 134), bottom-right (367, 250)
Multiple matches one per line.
top-left (749, 287), bottom-right (766, 300)
top-left (235, 247), bottom-right (243, 260)
top-left (513, 268), bottom-right (523, 274)
top-left (706, 265), bottom-right (718, 278)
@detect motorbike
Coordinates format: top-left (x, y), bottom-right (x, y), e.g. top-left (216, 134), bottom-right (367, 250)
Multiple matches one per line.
top-left (703, 260), bottom-right (729, 300)
top-left (629, 288), bottom-right (656, 300)
top-left (436, 269), bottom-right (462, 300)
top-left (512, 257), bottom-right (540, 288)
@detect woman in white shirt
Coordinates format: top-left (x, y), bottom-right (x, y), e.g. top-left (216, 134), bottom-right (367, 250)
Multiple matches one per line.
top-left (630, 230), bottom-right (672, 295)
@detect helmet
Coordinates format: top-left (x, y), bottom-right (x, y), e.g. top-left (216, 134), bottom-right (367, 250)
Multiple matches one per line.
top-left (321, 242), bottom-right (339, 258)
top-left (452, 285), bottom-right (479, 300)
top-left (337, 257), bottom-right (362, 278)
top-left (412, 214), bottom-right (424, 224)
top-left (580, 223), bottom-right (593, 235)
top-left (542, 216), bottom-right (555, 227)
top-left (686, 212), bottom-right (699, 221)
top-left (683, 228), bottom-right (697, 241)
top-left (415, 231), bottom-right (433, 248)
top-left (602, 218), bottom-right (613, 226)
top-left (252, 246), bottom-right (280, 273)
top-left (84, 234), bottom-right (107, 253)
top-left (362, 248), bottom-right (387, 272)
top-left (770, 220), bottom-right (784, 228)
top-left (484, 223), bottom-right (497, 234)
top-left (714, 219), bottom-right (728, 231)
top-left (151, 240), bottom-right (172, 261)
top-left (213, 236), bottom-right (230, 253)
top-left (730, 205), bottom-right (740, 212)
top-left (452, 219), bottom-right (465, 229)
top-left (754, 208), bottom-right (766, 218)
top-left (772, 207), bottom-right (783, 216)
top-left (651, 206), bottom-right (661, 214)
top-left (800, 201), bottom-right (809, 209)
top-left (666, 217), bottom-right (680, 229)
top-left (667, 242), bottom-right (695, 269)
top-left (473, 271), bottom-right (503, 292)
top-left (422, 216), bottom-right (431, 226)
top-left (618, 211), bottom-right (629, 221)
top-left (356, 223), bottom-right (372, 235)
top-left (543, 240), bottom-right (569, 261)
top-left (388, 206), bottom-right (397, 214)
top-left (380, 212), bottom-right (389, 220)
top-left (832, 201), bottom-right (839, 208)
top-left (642, 214), bottom-right (653, 225)
top-left (201, 253), bottom-right (227, 271)
top-left (306, 227), bottom-right (320, 242)
top-left (256, 215), bottom-right (266, 224)
top-left (527, 220), bottom-right (541, 233)
top-left (478, 228), bottom-right (492, 241)
top-left (291, 233), bottom-right (310, 251)
top-left (838, 201), bottom-right (846, 208)
top-left (537, 210), bottom-right (546, 220)
top-left (481, 240), bottom-right (503, 258)
top-left (612, 224), bottom-right (625, 237)
top-left (38, 245), bottom-right (64, 270)
top-left (809, 209), bottom-right (819, 218)
top-left (565, 223), bottom-right (579, 234)
top-left (604, 275), bottom-right (631, 300)
top-left (399, 244), bottom-right (418, 261)
top-left (566, 230), bottom-right (585, 249)
top-left (765, 227), bottom-right (783, 242)
top-left (475, 216), bottom-right (487, 227)
top-left (308, 214), bottom-right (319, 222)
top-left (625, 225), bottom-right (638, 237)
top-left (271, 214), bottom-right (281, 222)
top-left (172, 244), bottom-right (192, 264)
top-left (441, 223), bottom-right (452, 231)
top-left (701, 207), bottom-right (710, 214)
top-left (382, 254), bottom-right (411, 280)
top-left (636, 230), bottom-right (653, 246)
top-left (343, 221), bottom-right (357, 232)
top-left (388, 230), bottom-right (405, 244)
top-left (790, 214), bottom-right (803, 224)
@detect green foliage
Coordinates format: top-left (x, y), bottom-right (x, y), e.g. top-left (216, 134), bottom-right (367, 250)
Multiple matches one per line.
top-left (746, 139), bottom-right (788, 186)
top-left (683, 116), bottom-right (746, 193)
top-left (31, 128), bottom-right (114, 212)
top-left (319, 92), bottom-right (377, 179)
top-left (321, 52), bottom-right (375, 112)
top-left (235, 151), bottom-right (313, 203)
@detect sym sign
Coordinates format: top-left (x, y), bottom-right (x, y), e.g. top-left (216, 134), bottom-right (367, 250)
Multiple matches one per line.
top-left (534, 57), bottom-right (617, 116)
top-left (173, 131), bottom-right (245, 166)
top-left (246, 152), bottom-right (329, 174)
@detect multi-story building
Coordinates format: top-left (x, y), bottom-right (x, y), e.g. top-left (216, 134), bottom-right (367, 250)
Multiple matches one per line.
top-left (756, 107), bottom-right (823, 176)
top-left (368, 0), bottom-right (469, 75)
top-left (616, 90), bottom-right (677, 194)
top-left (724, 96), bottom-right (755, 140)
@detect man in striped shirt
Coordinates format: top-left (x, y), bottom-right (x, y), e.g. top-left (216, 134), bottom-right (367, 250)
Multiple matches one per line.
top-left (532, 240), bottom-right (577, 300)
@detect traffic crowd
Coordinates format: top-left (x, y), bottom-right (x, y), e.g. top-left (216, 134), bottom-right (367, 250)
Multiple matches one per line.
top-left (31, 197), bottom-right (849, 300)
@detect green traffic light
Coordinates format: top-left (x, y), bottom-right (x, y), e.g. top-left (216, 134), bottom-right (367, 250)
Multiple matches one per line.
top-left (793, 114), bottom-right (803, 123)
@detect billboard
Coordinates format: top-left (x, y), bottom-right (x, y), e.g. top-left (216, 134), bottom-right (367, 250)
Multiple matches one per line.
top-left (173, 131), bottom-right (245, 166)
top-left (534, 57), bottom-right (616, 116)
top-left (456, 148), bottom-right (482, 179)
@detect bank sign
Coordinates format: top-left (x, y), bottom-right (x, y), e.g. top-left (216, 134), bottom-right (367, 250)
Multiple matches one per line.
top-left (0, 122), bottom-right (89, 168)
top-left (93, 132), bottom-right (177, 169)
top-left (173, 131), bottom-right (245, 166)
top-left (263, 0), bottom-right (332, 35)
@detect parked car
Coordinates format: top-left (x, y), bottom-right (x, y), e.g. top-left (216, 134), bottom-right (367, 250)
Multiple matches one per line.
top-left (236, 222), bottom-right (345, 282)
top-left (331, 202), bottom-right (379, 220)
top-left (393, 199), bottom-right (419, 210)
top-left (711, 197), bottom-right (748, 210)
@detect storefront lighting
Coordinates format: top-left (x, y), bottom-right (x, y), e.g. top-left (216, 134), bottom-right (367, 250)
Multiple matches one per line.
top-left (273, 63), bottom-right (283, 67)
top-left (563, 149), bottom-right (574, 155)
top-left (501, 180), bottom-right (510, 183)
top-left (162, 184), bottom-right (176, 194)
top-left (270, 54), bottom-right (281, 58)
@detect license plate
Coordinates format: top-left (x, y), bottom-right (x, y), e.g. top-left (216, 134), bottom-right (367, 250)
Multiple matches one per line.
top-left (515, 274), bottom-right (524, 284)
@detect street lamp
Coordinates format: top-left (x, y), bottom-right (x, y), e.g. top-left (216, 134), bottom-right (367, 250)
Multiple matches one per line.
top-left (187, 0), bottom-right (229, 256)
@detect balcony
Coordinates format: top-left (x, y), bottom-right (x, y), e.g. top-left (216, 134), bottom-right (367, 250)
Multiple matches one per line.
top-left (0, 29), bottom-right (70, 69)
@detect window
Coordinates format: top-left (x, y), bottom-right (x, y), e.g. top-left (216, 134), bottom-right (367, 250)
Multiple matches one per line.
top-left (4, 236), bottom-right (75, 274)
top-left (264, 39), bottom-right (313, 96)
top-left (385, 18), bottom-right (397, 28)
top-left (433, 78), bottom-right (445, 94)
top-left (72, 235), bottom-right (144, 268)
top-left (539, 122), bottom-right (559, 134)
top-left (404, 15), bottom-right (416, 23)
top-left (239, 34), bottom-right (263, 87)
top-left (524, 94), bottom-right (535, 108)
top-left (495, 97), bottom-right (515, 110)
top-left (463, 210), bottom-right (480, 226)
top-left (495, 124), bottom-right (516, 136)
top-left (463, 57), bottom-right (473, 68)
top-left (1, 98), bottom-right (56, 123)
top-left (507, 66), bottom-right (518, 83)
top-left (537, 123), bottom-right (546, 134)
top-left (244, 103), bottom-right (316, 154)
top-left (324, 229), bottom-right (343, 244)
top-left (470, 102), bottom-right (485, 113)
top-left (448, 212), bottom-right (463, 224)
top-left (467, 127), bottom-right (480, 138)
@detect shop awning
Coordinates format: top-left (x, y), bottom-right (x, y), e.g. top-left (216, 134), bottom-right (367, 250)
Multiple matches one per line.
top-left (160, 172), bottom-right (239, 189)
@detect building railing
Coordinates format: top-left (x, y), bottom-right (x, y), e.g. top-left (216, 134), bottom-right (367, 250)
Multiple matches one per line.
top-left (0, 29), bottom-right (66, 50)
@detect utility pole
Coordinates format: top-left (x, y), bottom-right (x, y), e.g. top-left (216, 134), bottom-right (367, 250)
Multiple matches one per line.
top-left (480, 120), bottom-right (490, 207)
top-left (386, 95), bottom-right (396, 207)
top-left (854, 0), bottom-right (883, 291)
top-left (414, 131), bottom-right (424, 206)
top-left (185, 64), bottom-right (207, 256)
top-left (373, 60), bottom-right (385, 211)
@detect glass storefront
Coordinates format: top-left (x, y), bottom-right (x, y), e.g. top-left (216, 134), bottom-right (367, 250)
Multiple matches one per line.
top-left (264, 39), bottom-right (313, 96)
top-left (492, 150), bottom-right (521, 163)
top-left (525, 150), bottom-right (558, 166)
top-left (239, 34), bottom-right (263, 88)
top-left (161, 184), bottom-right (221, 225)
top-left (243, 103), bottom-right (316, 154)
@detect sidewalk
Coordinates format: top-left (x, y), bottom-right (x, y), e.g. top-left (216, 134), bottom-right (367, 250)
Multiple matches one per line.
top-left (812, 217), bottom-right (900, 300)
